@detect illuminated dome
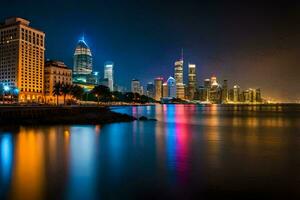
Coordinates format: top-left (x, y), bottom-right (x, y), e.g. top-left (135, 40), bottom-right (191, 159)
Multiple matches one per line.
top-left (167, 76), bottom-right (176, 98)
top-left (73, 38), bottom-right (93, 75)
top-left (167, 76), bottom-right (176, 86)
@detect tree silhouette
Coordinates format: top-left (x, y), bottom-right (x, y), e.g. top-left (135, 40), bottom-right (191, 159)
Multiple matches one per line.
top-left (70, 85), bottom-right (84, 101)
top-left (91, 85), bottom-right (111, 104)
top-left (52, 82), bottom-right (61, 105)
top-left (61, 83), bottom-right (71, 105)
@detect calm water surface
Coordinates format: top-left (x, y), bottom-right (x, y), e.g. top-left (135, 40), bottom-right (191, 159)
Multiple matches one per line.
top-left (0, 104), bottom-right (300, 199)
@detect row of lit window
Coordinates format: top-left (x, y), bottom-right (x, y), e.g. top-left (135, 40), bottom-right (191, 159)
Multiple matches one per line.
top-left (20, 88), bottom-right (42, 93)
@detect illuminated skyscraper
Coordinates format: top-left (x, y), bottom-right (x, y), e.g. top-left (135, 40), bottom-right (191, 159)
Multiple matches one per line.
top-left (256, 88), bottom-right (262, 102)
top-left (167, 76), bottom-right (176, 98)
top-left (0, 17), bottom-right (45, 102)
top-left (104, 61), bottom-right (114, 91)
top-left (162, 82), bottom-right (168, 98)
top-left (243, 89), bottom-right (250, 102)
top-left (233, 85), bottom-right (240, 102)
top-left (154, 77), bottom-right (163, 101)
top-left (131, 79), bottom-right (140, 94)
top-left (140, 86), bottom-right (144, 95)
top-left (204, 79), bottom-right (211, 101)
top-left (188, 64), bottom-right (197, 100)
top-left (209, 76), bottom-right (222, 103)
top-left (73, 37), bottom-right (92, 75)
top-left (146, 82), bottom-right (154, 98)
top-left (174, 60), bottom-right (185, 99)
top-left (174, 60), bottom-right (183, 84)
top-left (222, 80), bottom-right (228, 103)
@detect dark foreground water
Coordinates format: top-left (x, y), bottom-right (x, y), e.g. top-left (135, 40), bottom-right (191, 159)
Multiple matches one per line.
top-left (0, 104), bottom-right (300, 199)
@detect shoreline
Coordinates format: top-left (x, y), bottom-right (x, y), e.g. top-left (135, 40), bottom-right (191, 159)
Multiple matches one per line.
top-left (0, 106), bottom-right (136, 126)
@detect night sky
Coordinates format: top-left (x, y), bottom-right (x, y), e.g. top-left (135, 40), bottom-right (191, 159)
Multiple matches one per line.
top-left (1, 0), bottom-right (300, 101)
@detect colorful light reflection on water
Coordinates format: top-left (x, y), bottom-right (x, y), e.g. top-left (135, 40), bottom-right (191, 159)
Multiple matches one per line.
top-left (0, 104), bottom-right (300, 199)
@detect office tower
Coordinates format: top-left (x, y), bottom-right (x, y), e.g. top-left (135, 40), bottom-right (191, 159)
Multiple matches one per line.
top-left (72, 36), bottom-right (97, 87)
top-left (146, 82), bottom-right (154, 98)
top-left (222, 80), bottom-right (228, 103)
top-left (73, 37), bottom-right (92, 75)
top-left (0, 17), bottom-right (45, 102)
top-left (131, 79), bottom-right (140, 94)
top-left (233, 85), bottom-right (240, 102)
top-left (198, 86), bottom-right (206, 101)
top-left (140, 86), bottom-right (144, 95)
top-left (174, 60), bottom-right (185, 99)
top-left (203, 79), bottom-right (211, 101)
top-left (167, 76), bottom-right (176, 98)
top-left (256, 88), bottom-right (262, 102)
top-left (243, 89), bottom-right (250, 103)
top-left (174, 60), bottom-right (183, 84)
top-left (188, 64), bottom-right (197, 100)
top-left (248, 88), bottom-right (256, 103)
top-left (104, 61), bottom-right (114, 91)
top-left (154, 77), bottom-right (163, 101)
top-left (44, 60), bottom-right (72, 104)
top-left (209, 76), bottom-right (222, 103)
top-left (162, 82), bottom-right (168, 97)
top-left (228, 88), bottom-right (234, 102)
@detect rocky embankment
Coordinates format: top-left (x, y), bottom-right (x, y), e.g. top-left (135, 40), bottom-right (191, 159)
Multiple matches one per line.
top-left (0, 106), bottom-right (136, 125)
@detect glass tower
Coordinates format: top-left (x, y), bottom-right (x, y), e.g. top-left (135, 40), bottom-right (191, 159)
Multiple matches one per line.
top-left (73, 38), bottom-right (93, 75)
top-left (104, 61), bottom-right (114, 91)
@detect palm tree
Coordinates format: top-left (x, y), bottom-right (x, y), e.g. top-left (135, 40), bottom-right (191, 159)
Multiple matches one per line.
top-left (91, 85), bottom-right (111, 105)
top-left (61, 83), bottom-right (71, 105)
top-left (52, 82), bottom-right (61, 105)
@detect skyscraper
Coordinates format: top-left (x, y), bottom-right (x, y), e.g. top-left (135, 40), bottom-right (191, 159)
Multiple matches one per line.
top-left (104, 61), bottom-right (114, 91)
top-left (174, 60), bottom-right (183, 84)
top-left (174, 60), bottom-right (185, 99)
top-left (167, 76), bottom-right (176, 98)
top-left (204, 79), bottom-right (211, 101)
top-left (233, 85), bottom-right (240, 102)
top-left (243, 89), bottom-right (250, 102)
top-left (209, 76), bottom-right (222, 103)
top-left (0, 17), bottom-right (45, 102)
top-left (131, 79), bottom-right (140, 94)
top-left (146, 82), bottom-right (154, 98)
top-left (162, 82), bottom-right (168, 98)
top-left (256, 88), bottom-right (262, 102)
top-left (222, 80), bottom-right (228, 103)
top-left (73, 37), bottom-right (92, 75)
top-left (188, 64), bottom-right (197, 100)
top-left (154, 77), bottom-right (163, 101)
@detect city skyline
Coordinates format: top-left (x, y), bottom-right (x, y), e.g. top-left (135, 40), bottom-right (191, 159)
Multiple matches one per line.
top-left (1, 1), bottom-right (300, 101)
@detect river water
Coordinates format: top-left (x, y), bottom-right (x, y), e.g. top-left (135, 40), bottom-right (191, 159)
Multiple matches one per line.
top-left (0, 104), bottom-right (300, 199)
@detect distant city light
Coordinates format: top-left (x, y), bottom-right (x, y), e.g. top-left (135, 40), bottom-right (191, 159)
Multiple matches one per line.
top-left (4, 86), bottom-right (10, 91)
